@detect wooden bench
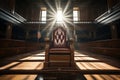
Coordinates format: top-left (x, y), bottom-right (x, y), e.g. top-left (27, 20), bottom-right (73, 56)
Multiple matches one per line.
top-left (0, 39), bottom-right (43, 58)
top-left (79, 39), bottom-right (120, 58)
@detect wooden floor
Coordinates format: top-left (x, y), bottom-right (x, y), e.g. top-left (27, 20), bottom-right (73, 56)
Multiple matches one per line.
top-left (0, 50), bottom-right (120, 80)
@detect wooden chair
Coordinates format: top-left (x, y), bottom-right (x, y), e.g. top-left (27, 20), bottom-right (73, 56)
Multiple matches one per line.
top-left (44, 27), bottom-right (75, 68)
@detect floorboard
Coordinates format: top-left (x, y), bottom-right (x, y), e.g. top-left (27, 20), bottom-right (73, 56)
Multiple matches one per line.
top-left (0, 50), bottom-right (120, 80)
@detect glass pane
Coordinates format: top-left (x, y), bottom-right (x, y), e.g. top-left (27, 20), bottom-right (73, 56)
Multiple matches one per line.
top-left (73, 11), bottom-right (78, 17)
top-left (42, 10), bottom-right (46, 21)
top-left (42, 17), bottom-right (46, 21)
top-left (73, 10), bottom-right (78, 21)
top-left (74, 17), bottom-right (78, 21)
top-left (56, 9), bottom-right (63, 22)
top-left (42, 11), bottom-right (46, 17)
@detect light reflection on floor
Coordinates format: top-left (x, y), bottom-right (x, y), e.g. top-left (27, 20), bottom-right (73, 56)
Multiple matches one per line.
top-left (0, 75), bottom-right (37, 80)
top-left (10, 62), bottom-right (43, 70)
top-left (0, 50), bottom-right (120, 80)
top-left (84, 74), bottom-right (120, 80)
top-left (0, 62), bottom-right (19, 70)
top-left (76, 62), bottom-right (119, 70)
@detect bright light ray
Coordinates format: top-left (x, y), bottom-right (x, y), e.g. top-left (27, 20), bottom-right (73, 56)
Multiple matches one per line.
top-left (47, 20), bottom-right (56, 36)
top-left (63, 0), bottom-right (70, 14)
top-left (43, 0), bottom-right (74, 37)
top-left (56, 9), bottom-right (63, 22)
top-left (46, 1), bottom-right (56, 13)
top-left (55, 0), bottom-right (61, 10)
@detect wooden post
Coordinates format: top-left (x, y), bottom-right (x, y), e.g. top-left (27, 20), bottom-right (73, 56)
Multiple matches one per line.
top-left (93, 31), bottom-right (96, 39)
top-left (111, 24), bottom-right (118, 39)
top-left (89, 31), bottom-right (95, 39)
top-left (6, 23), bottom-right (12, 39)
top-left (9, 0), bottom-right (15, 14)
top-left (107, 0), bottom-right (113, 11)
top-left (44, 37), bottom-right (50, 67)
top-left (70, 38), bottom-right (75, 67)
top-left (25, 30), bottom-right (29, 40)
top-left (89, 32), bottom-right (92, 38)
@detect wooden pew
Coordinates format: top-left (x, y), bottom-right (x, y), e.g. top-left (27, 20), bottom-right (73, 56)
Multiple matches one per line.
top-left (79, 39), bottom-right (120, 58)
top-left (0, 39), bottom-right (43, 58)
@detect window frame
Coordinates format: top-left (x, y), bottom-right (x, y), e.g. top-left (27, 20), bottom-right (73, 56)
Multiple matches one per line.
top-left (41, 8), bottom-right (47, 23)
top-left (73, 7), bottom-right (79, 22)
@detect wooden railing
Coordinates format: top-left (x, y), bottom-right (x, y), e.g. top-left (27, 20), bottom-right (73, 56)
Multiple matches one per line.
top-left (79, 39), bottom-right (120, 58)
top-left (0, 39), bottom-right (45, 58)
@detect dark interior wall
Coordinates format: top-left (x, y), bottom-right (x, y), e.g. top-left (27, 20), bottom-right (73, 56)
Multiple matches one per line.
top-left (76, 30), bottom-right (89, 42)
top-left (76, 24), bottom-right (111, 43)
top-left (0, 0), bottom-right (43, 21)
top-left (116, 19), bottom-right (120, 38)
top-left (15, 0), bottom-right (41, 21)
top-left (0, 18), bottom-right (26, 40)
top-left (80, 6), bottom-right (107, 22)
top-left (39, 30), bottom-right (47, 42)
top-left (26, 30), bottom-right (37, 42)
top-left (0, 0), bottom-right (11, 11)
top-left (117, 25), bottom-right (120, 38)
top-left (74, 0), bottom-right (109, 42)
top-left (96, 25), bottom-right (111, 40)
top-left (25, 29), bottom-right (47, 42)
top-left (0, 19), bottom-right (7, 39)
top-left (15, 0), bottom-right (29, 19)
top-left (12, 26), bottom-right (26, 40)
top-left (108, 0), bottom-right (120, 8)
top-left (73, 0), bottom-right (108, 22)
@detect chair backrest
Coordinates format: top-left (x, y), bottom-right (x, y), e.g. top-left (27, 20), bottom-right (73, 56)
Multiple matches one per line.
top-left (53, 27), bottom-right (66, 48)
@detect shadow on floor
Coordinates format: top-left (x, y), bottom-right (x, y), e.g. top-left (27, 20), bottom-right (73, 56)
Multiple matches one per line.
top-left (35, 72), bottom-right (87, 80)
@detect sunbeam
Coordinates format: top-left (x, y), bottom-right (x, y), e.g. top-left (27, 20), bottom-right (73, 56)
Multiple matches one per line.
top-left (56, 9), bottom-right (63, 22)
top-left (43, 0), bottom-right (73, 37)
top-left (63, 0), bottom-right (71, 14)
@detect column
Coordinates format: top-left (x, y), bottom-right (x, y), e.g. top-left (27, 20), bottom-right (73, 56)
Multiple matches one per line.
top-left (111, 24), bottom-right (118, 39)
top-left (93, 31), bottom-right (96, 39)
top-left (89, 31), bottom-right (96, 39)
top-left (25, 30), bottom-right (29, 40)
top-left (9, 0), bottom-right (15, 14)
top-left (89, 31), bottom-right (93, 38)
top-left (6, 23), bottom-right (12, 39)
top-left (107, 0), bottom-right (113, 11)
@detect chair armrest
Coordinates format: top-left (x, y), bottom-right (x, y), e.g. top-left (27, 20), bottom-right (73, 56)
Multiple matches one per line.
top-left (45, 38), bottom-right (50, 62)
top-left (70, 38), bottom-right (74, 53)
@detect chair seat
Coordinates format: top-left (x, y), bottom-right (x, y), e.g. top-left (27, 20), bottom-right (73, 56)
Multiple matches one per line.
top-left (49, 48), bottom-right (70, 53)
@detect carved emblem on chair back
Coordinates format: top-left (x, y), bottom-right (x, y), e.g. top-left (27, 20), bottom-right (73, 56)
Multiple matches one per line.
top-left (53, 27), bottom-right (66, 47)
